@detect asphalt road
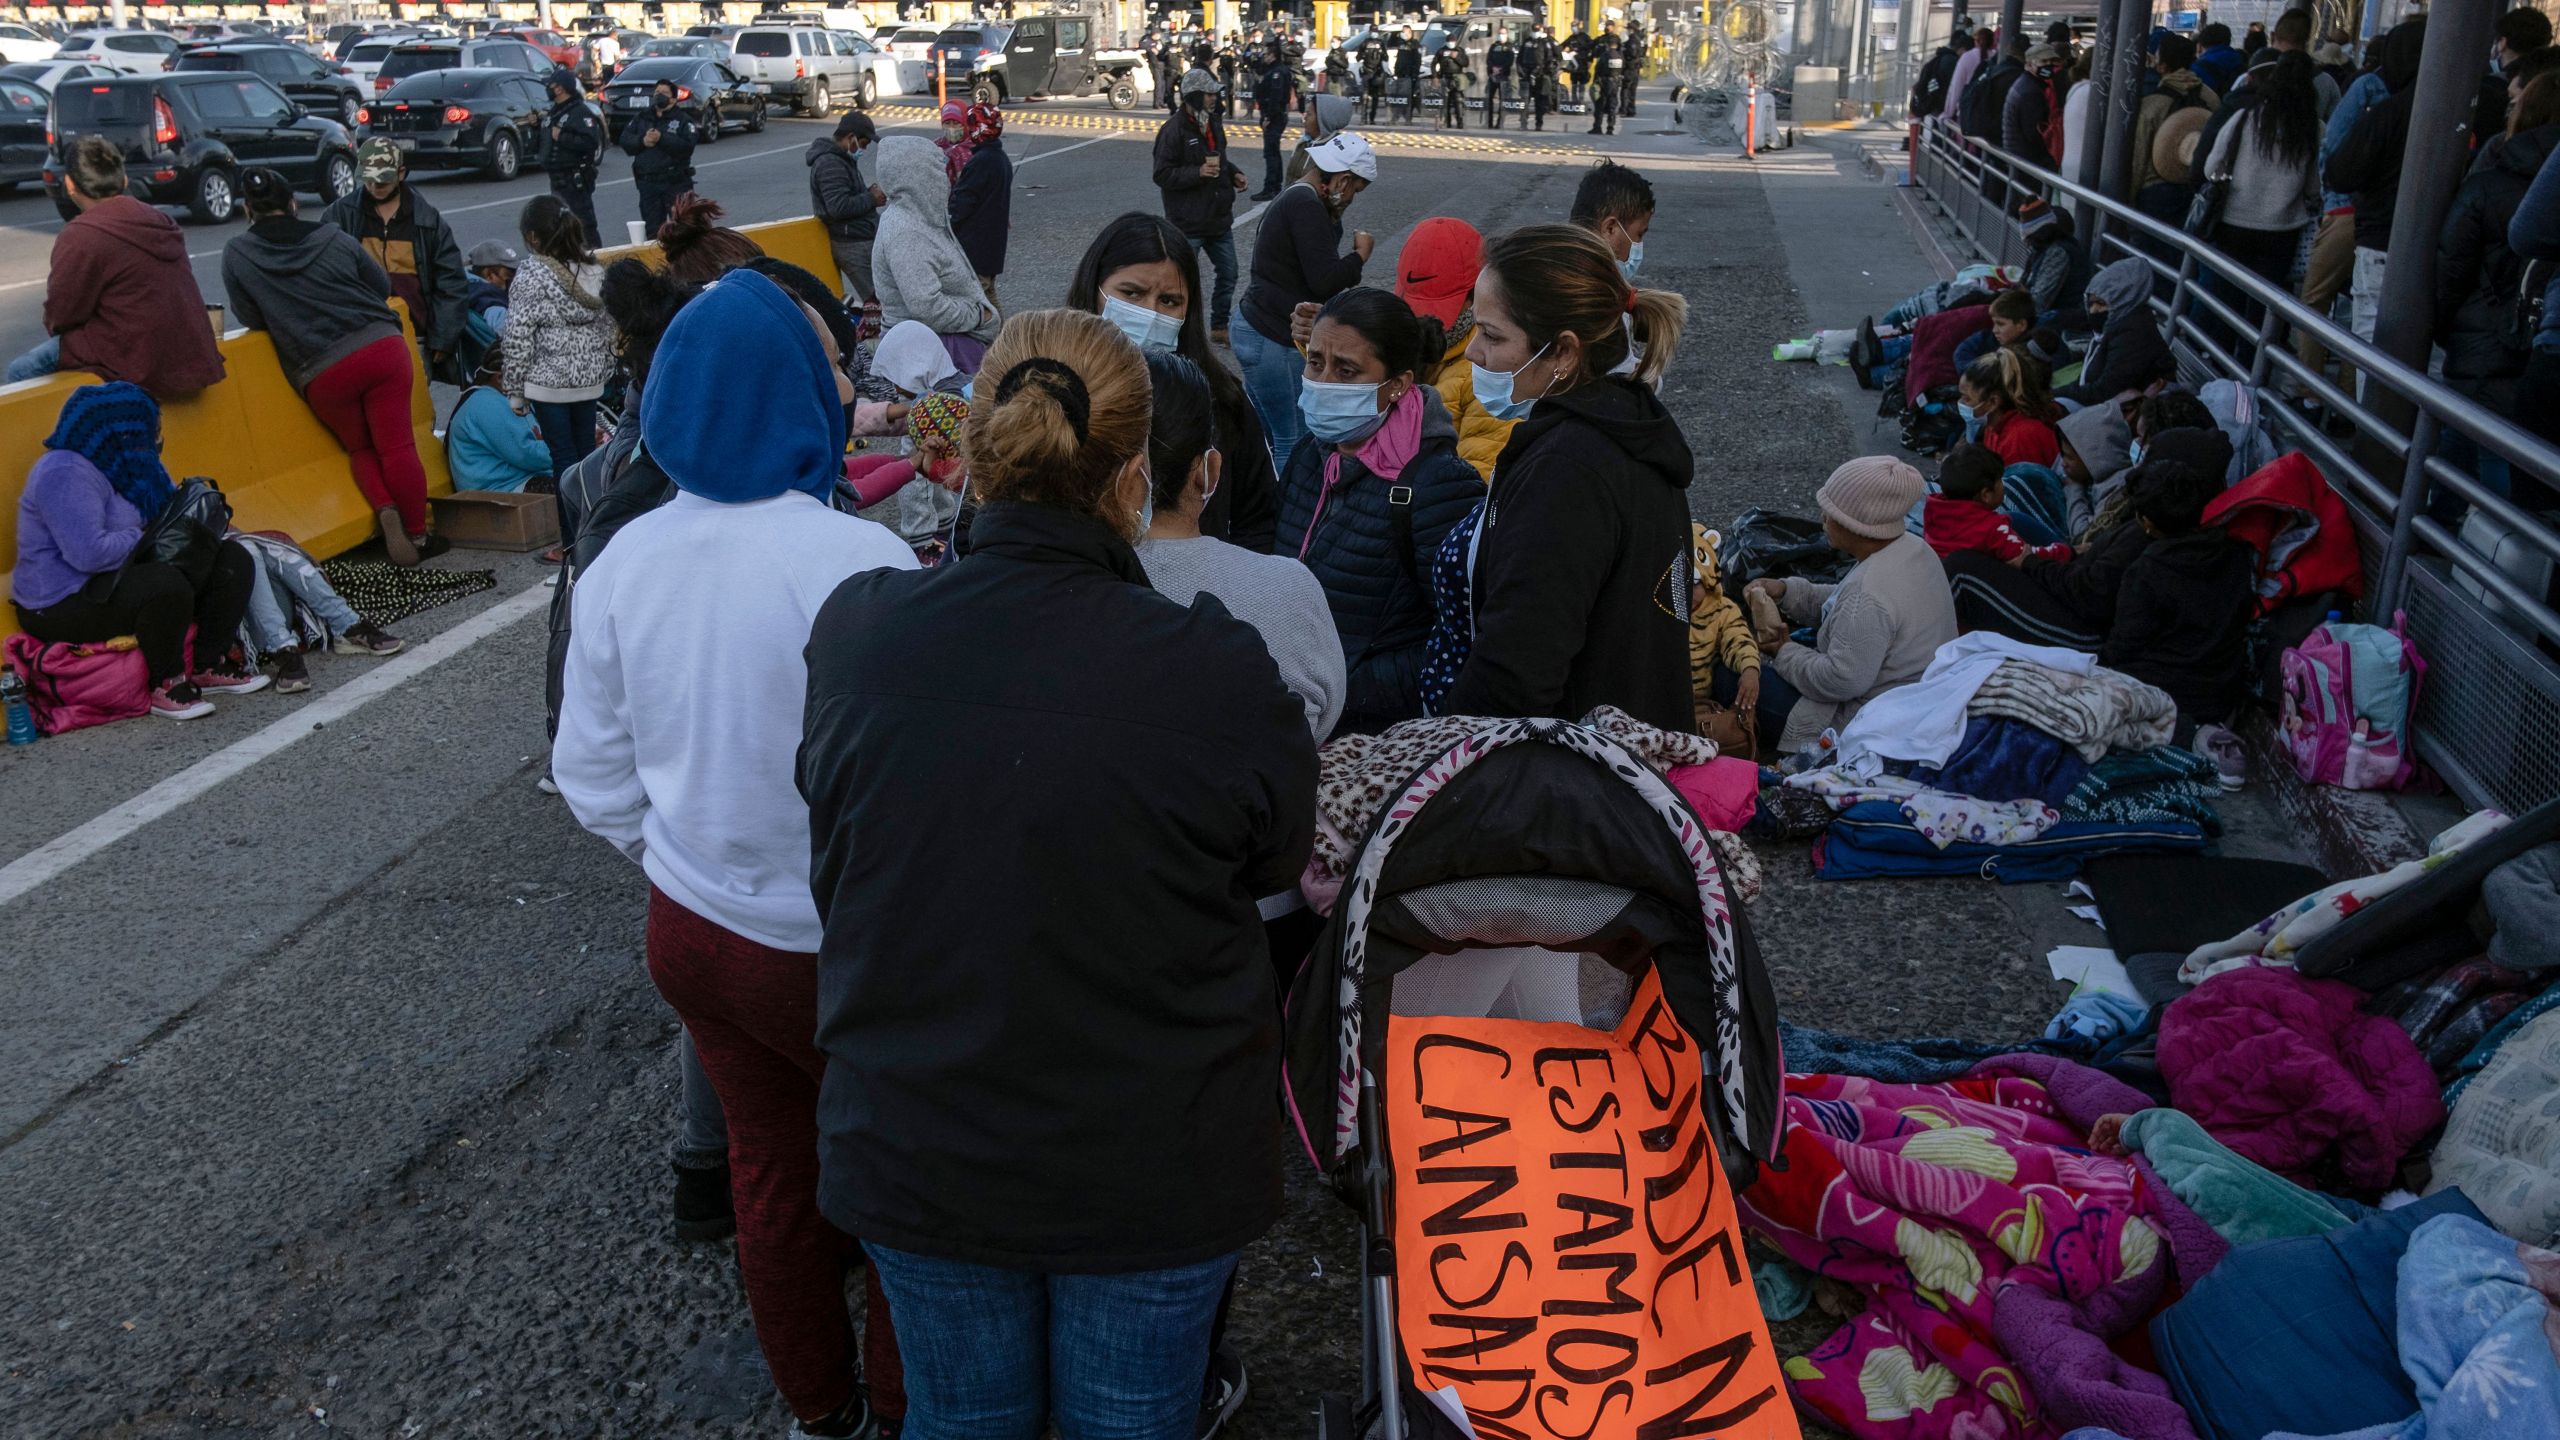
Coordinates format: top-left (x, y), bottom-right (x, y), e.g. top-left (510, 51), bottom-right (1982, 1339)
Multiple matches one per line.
top-left (0, 88), bottom-right (2318, 1438)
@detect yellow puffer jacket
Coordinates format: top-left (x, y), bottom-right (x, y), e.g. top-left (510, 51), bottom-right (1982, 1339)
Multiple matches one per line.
top-left (1432, 325), bottom-right (1519, 482)
top-left (1691, 522), bottom-right (1761, 702)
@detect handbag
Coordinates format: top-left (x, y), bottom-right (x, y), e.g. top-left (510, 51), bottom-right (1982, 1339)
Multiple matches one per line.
top-left (1693, 698), bottom-right (1759, 761)
top-left (137, 476), bottom-right (232, 589)
top-left (2182, 174), bottom-right (2229, 238)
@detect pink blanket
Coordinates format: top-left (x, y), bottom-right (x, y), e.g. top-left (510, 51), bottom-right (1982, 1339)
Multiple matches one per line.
top-left (1741, 1064), bottom-right (2204, 1440)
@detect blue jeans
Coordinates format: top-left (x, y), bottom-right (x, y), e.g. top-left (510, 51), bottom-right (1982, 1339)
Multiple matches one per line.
top-left (1190, 233), bottom-right (1238, 333)
top-left (7, 335), bottom-right (60, 383)
top-left (532, 398), bottom-right (599, 480)
top-left (1228, 316), bottom-right (1301, 477)
top-left (866, 1243), bottom-right (1237, 1440)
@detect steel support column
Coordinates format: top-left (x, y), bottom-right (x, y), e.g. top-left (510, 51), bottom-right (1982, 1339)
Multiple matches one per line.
top-left (2370, 1), bottom-right (2499, 396)
top-left (2075, 0), bottom-right (2121, 234)
top-left (1997, 0), bottom-right (2023, 49)
top-left (2093, 0), bottom-right (2147, 224)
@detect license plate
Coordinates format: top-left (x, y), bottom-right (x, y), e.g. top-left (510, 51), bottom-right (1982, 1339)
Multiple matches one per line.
top-left (621, 95), bottom-right (647, 106)
top-left (391, 138), bottom-right (416, 150)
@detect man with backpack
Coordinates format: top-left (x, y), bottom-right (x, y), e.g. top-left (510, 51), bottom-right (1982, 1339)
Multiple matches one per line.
top-left (1961, 37), bottom-right (2026, 143)
top-left (1909, 23), bottom-right (1968, 124)
top-left (2002, 44), bottom-right (2068, 170)
top-left (2128, 33), bottom-right (2220, 212)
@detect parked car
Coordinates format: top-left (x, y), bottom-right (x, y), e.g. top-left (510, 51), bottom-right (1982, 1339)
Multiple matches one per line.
top-left (974, 14), bottom-right (1145, 109)
top-left (879, 25), bottom-right (939, 88)
top-left (599, 56), bottom-right (766, 139)
top-left (54, 29), bottom-right (184, 75)
top-left (0, 21), bottom-right (58, 64)
top-left (1, 59), bottom-right (113, 93)
top-left (932, 23), bottom-right (1009, 98)
top-left (833, 31), bottom-right (906, 107)
top-left (727, 22), bottom-right (862, 116)
top-left (371, 37), bottom-right (549, 95)
top-left (0, 69), bottom-right (47, 188)
top-left (494, 27), bottom-right (580, 69)
top-left (635, 36), bottom-right (731, 62)
top-left (44, 71), bottom-right (358, 223)
top-left (175, 41), bottom-right (365, 128)
top-left (341, 34), bottom-right (418, 88)
top-left (358, 66), bottom-right (550, 180)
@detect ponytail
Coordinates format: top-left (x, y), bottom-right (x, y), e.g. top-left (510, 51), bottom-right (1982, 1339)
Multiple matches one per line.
top-left (1626, 288), bottom-right (1688, 387)
top-left (1483, 223), bottom-right (1688, 389)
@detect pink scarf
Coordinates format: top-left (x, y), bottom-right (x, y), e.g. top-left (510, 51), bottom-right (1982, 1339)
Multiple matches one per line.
top-left (1303, 387), bottom-right (1430, 560)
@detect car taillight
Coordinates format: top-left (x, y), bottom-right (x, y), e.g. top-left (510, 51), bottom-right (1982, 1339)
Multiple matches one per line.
top-left (355, 106), bottom-right (370, 125)
top-left (794, 59), bottom-right (805, 78)
top-left (673, 86), bottom-right (691, 102)
top-left (153, 97), bottom-right (177, 146)
top-left (442, 105), bottom-right (470, 124)
top-left (375, 75), bottom-right (392, 91)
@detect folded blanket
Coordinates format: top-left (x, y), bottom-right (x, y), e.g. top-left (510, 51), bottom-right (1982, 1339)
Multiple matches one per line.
top-left (2183, 809), bottom-right (2513, 984)
top-left (1788, 769), bottom-right (2060, 850)
top-left (1968, 661), bottom-right (2179, 763)
top-left (1818, 801), bottom-right (2209, 884)
top-left (2067, 747), bottom-right (2216, 808)
top-left (2065, 779), bottom-right (2225, 834)
top-left (2117, 1107), bottom-right (2355, 1251)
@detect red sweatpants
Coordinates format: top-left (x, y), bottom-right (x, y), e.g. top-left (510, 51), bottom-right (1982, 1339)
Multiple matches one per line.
top-left (646, 888), bottom-right (896, 1422)
top-left (304, 334), bottom-right (429, 538)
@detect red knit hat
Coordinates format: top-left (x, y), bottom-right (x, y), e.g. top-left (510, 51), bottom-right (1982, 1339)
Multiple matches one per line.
top-left (1394, 216), bottom-right (1484, 328)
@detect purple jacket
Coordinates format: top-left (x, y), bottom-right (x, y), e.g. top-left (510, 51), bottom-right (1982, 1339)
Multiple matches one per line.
top-left (11, 450), bottom-right (141, 610)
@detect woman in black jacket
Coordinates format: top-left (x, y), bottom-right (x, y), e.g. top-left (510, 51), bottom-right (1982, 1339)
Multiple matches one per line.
top-left (1270, 286), bottom-right (1483, 732)
top-left (798, 308), bottom-right (1315, 1433)
top-left (2436, 96), bottom-right (2560, 420)
top-left (1068, 212), bottom-right (1276, 551)
top-left (1433, 223), bottom-right (1695, 733)
top-left (2056, 257), bottom-right (2175, 407)
top-left (1232, 132), bottom-right (1374, 469)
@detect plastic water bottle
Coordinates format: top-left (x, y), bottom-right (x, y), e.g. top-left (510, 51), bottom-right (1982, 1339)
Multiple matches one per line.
top-left (1, 664), bottom-right (34, 746)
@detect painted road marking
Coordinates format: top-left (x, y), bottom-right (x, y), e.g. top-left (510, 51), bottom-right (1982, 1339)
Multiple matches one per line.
top-left (0, 582), bottom-right (553, 910)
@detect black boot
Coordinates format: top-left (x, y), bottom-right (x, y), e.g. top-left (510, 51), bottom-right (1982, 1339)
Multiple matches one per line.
top-left (672, 1160), bottom-right (736, 1242)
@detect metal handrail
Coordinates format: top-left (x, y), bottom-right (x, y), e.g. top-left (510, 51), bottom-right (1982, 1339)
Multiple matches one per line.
top-left (1913, 122), bottom-right (2560, 648)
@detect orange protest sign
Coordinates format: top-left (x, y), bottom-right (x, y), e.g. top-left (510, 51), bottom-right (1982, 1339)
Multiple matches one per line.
top-left (1385, 968), bottom-right (1798, 1440)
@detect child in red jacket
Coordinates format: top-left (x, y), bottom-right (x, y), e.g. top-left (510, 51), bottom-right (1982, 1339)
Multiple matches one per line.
top-left (1923, 443), bottom-right (2073, 564)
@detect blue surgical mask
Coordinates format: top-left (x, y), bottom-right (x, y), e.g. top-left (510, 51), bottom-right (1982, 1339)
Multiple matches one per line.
top-left (1102, 293), bottom-right (1184, 353)
top-left (1620, 239), bottom-right (1644, 280)
top-left (1471, 339), bottom-right (1554, 421)
top-left (1300, 375), bottom-right (1392, 445)
top-left (1958, 401), bottom-right (1985, 443)
top-left (2127, 439), bottom-right (2145, 466)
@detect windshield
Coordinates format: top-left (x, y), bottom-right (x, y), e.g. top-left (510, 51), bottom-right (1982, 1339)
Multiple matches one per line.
top-left (350, 40), bottom-right (402, 63)
top-left (610, 59), bottom-right (697, 84)
top-left (935, 29), bottom-right (996, 50)
top-left (171, 51), bottom-right (245, 71)
top-left (384, 70), bottom-right (493, 100)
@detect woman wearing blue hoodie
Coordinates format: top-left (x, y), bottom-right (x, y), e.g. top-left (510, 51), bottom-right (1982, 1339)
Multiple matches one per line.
top-left (552, 269), bottom-right (917, 1439)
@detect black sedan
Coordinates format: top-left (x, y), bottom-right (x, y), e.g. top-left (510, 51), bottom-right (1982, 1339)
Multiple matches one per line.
top-left (357, 67), bottom-right (552, 181)
top-left (599, 57), bottom-right (764, 141)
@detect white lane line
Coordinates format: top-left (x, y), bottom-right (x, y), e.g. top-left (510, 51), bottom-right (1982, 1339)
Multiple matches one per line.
top-left (1015, 134), bottom-right (1114, 169)
top-left (0, 581), bottom-right (553, 910)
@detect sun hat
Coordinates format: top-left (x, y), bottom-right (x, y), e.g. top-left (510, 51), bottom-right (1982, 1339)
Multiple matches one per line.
top-left (1816, 455), bottom-right (1927, 540)
top-left (1395, 217), bottom-right (1483, 328)
top-left (2152, 106), bottom-right (2210, 186)
top-left (1305, 131), bottom-right (1377, 182)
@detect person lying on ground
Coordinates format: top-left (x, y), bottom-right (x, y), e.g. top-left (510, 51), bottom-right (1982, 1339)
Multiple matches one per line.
top-left (1745, 456), bottom-right (1956, 755)
top-left (233, 531), bottom-right (403, 693)
top-left (2099, 457), bottom-right (2257, 732)
top-left (1924, 442), bottom-right (2072, 565)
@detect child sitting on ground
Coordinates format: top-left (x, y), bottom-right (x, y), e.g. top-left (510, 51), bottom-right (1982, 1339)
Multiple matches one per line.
top-left (1924, 443), bottom-right (2073, 564)
top-left (1959, 347), bottom-right (2061, 469)
top-left (1950, 289), bottom-right (2038, 375)
top-left (2099, 459), bottom-right (2256, 731)
top-left (1689, 522), bottom-right (1762, 748)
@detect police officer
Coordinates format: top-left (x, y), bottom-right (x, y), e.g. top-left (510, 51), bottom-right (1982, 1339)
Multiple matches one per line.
top-left (1484, 31), bottom-right (1515, 130)
top-left (1520, 22), bottom-right (1559, 131)
top-left (1588, 23), bottom-right (1624, 134)
top-left (1432, 40), bottom-right (1468, 129)
top-left (1622, 18), bottom-right (1644, 117)
top-left (1563, 25), bottom-right (1591, 107)
top-left (1392, 26), bottom-right (1422, 123)
top-left (619, 77), bottom-right (698, 241)
top-left (1358, 34), bottom-right (1386, 125)
top-left (1216, 31), bottom-right (1242, 116)
top-left (1250, 42), bottom-right (1295, 198)
top-left (543, 67), bottom-right (604, 247)
top-left (1322, 37), bottom-right (1351, 98)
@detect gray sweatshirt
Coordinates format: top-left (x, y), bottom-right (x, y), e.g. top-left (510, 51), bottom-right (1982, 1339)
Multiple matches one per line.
top-left (1138, 534), bottom-right (1347, 742)
top-left (219, 218), bottom-right (402, 392)
top-left (1770, 533), bottom-right (1959, 753)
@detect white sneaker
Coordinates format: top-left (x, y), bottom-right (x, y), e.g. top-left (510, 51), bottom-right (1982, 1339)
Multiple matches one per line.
top-left (2194, 724), bottom-right (2248, 791)
top-left (536, 773), bottom-right (561, 796)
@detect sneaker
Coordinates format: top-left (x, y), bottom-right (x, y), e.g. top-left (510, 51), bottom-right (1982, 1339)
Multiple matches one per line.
top-left (1197, 1349), bottom-right (1249, 1440)
top-left (536, 772), bottom-right (562, 796)
top-left (2194, 723), bottom-right (2248, 791)
top-left (378, 507), bottom-right (419, 567)
top-left (672, 1160), bottom-right (736, 1243)
top-left (1849, 316), bottom-right (1882, 382)
top-left (271, 648), bottom-right (311, 694)
top-left (150, 678), bottom-right (213, 720)
top-left (191, 651), bottom-right (271, 696)
top-left (332, 621), bottom-right (406, 657)
top-left (413, 533), bottom-right (453, 562)
top-left (795, 1393), bottom-right (876, 1439)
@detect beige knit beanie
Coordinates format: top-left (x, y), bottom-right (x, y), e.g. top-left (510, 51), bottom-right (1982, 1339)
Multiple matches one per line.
top-left (1817, 455), bottom-right (1926, 540)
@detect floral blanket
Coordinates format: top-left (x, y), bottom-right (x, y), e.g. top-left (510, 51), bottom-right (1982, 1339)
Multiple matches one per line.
top-left (1741, 1062), bottom-right (2208, 1440)
top-left (2181, 809), bottom-right (2511, 984)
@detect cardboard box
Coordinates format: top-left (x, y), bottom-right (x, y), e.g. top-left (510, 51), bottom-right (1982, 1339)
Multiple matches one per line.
top-left (428, 490), bottom-right (559, 552)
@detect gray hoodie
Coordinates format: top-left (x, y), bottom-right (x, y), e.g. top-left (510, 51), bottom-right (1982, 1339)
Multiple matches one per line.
top-left (870, 135), bottom-right (996, 342)
top-left (219, 218), bottom-right (403, 392)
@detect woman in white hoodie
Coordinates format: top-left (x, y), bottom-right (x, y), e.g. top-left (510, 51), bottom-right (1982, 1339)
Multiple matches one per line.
top-left (868, 134), bottom-right (1001, 370)
top-left (552, 269), bottom-right (915, 1438)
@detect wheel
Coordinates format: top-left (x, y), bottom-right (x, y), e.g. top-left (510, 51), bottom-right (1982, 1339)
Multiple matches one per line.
top-left (697, 107), bottom-right (718, 143)
top-left (746, 98), bottom-right (766, 133)
top-left (321, 151), bottom-right (358, 202)
top-left (858, 72), bottom-right (875, 110)
top-left (971, 77), bottom-right (998, 106)
top-left (804, 78), bottom-right (829, 117)
top-left (1107, 74), bottom-right (1137, 110)
top-left (485, 128), bottom-right (520, 181)
top-left (339, 92), bottom-right (360, 128)
top-left (186, 166), bottom-right (236, 224)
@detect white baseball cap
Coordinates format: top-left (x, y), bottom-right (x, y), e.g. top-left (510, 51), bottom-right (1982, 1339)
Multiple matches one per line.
top-left (1306, 131), bottom-right (1377, 182)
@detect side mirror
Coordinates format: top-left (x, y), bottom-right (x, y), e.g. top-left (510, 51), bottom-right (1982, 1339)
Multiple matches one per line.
top-left (287, 102), bottom-right (307, 120)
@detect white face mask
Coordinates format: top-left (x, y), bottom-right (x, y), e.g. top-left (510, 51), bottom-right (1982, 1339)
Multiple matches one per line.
top-left (1101, 293), bottom-right (1184, 353)
top-left (1620, 238), bottom-right (1645, 280)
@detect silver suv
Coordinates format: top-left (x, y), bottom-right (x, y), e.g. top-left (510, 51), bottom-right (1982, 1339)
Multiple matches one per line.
top-left (728, 23), bottom-right (858, 116)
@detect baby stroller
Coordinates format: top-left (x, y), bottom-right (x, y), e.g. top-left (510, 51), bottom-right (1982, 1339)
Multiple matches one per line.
top-left (1283, 716), bottom-right (1796, 1440)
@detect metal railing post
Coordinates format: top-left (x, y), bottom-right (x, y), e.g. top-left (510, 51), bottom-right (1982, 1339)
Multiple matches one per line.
top-left (2093, 0), bottom-right (2145, 213)
top-left (2247, 302), bottom-right (2283, 389)
top-left (2377, 409), bottom-right (2440, 618)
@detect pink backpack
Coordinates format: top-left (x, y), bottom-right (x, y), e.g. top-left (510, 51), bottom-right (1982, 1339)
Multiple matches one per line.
top-left (3, 631), bottom-right (152, 735)
top-left (2279, 610), bottom-right (2425, 790)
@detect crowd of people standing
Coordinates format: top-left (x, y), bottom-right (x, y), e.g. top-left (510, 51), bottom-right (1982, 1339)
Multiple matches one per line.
top-left (1149, 18), bottom-right (1648, 138)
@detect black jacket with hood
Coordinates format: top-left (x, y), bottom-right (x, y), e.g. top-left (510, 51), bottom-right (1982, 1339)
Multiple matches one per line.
top-left (2021, 427), bottom-right (2235, 633)
top-left (1441, 376), bottom-right (1695, 733)
top-left (2324, 21), bottom-right (2425, 249)
top-left (1963, 55), bottom-right (2025, 141)
top-left (805, 138), bottom-right (880, 242)
top-left (2435, 124), bottom-right (2557, 394)
top-left (1152, 104), bottom-right (1243, 239)
top-left (219, 218), bottom-right (403, 392)
top-left (1273, 386), bottom-right (1483, 731)
top-left (2100, 525), bottom-right (2257, 722)
top-left (799, 501), bottom-right (1316, 1273)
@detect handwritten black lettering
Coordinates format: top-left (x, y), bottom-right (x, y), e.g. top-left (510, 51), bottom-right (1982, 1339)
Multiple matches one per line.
top-left (1416, 1165), bottom-right (1528, 1236)
top-left (1428, 1239), bottom-right (1532, 1309)
top-left (1637, 1332), bottom-right (1780, 1440)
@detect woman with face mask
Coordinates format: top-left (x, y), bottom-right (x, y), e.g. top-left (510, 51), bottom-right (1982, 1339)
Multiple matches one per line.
top-left (2055, 257), bottom-right (2174, 407)
top-left (1234, 131), bottom-right (1377, 471)
top-left (1428, 223), bottom-right (1696, 732)
top-left (1957, 346), bottom-right (2061, 469)
top-left (1270, 285), bottom-right (1483, 734)
top-left (1068, 212), bottom-right (1276, 550)
top-left (798, 310), bottom-right (1316, 1435)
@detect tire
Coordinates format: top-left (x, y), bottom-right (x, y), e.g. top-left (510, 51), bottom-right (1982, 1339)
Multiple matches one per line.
top-left (321, 151), bottom-right (358, 202)
top-left (340, 92), bottom-right (361, 128)
top-left (746, 99), bottom-right (766, 133)
top-left (972, 77), bottom-right (998, 107)
top-left (858, 73), bottom-right (876, 110)
top-left (698, 107), bottom-right (719, 144)
top-left (1107, 75), bottom-right (1137, 110)
top-left (805, 78), bottom-right (829, 117)
top-left (187, 166), bottom-right (237, 225)
top-left (485, 129), bottom-right (520, 181)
